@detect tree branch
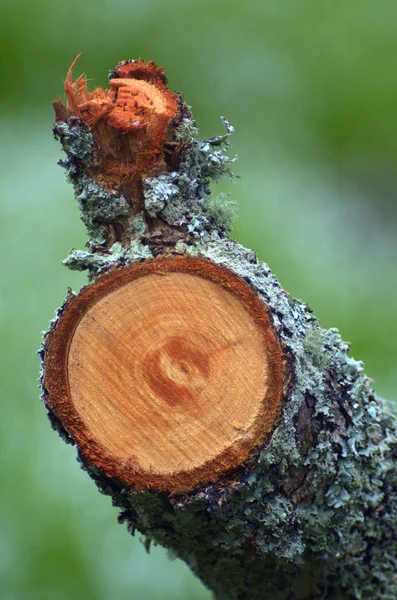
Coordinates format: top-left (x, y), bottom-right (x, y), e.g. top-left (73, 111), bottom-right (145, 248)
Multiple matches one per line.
top-left (41, 56), bottom-right (397, 600)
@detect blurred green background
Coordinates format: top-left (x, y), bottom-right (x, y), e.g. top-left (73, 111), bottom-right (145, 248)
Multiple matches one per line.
top-left (1, 1), bottom-right (396, 599)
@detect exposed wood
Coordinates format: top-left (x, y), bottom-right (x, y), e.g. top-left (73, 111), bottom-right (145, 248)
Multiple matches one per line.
top-left (43, 256), bottom-right (284, 492)
top-left (55, 55), bottom-right (186, 208)
top-left (42, 57), bottom-right (397, 599)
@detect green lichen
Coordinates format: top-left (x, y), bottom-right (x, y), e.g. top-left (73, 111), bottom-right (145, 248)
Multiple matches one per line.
top-left (74, 176), bottom-right (130, 238)
top-left (303, 326), bottom-right (329, 369)
top-left (55, 111), bottom-right (237, 270)
top-left (64, 241), bottom-right (152, 278)
top-left (53, 118), bottom-right (94, 164)
top-left (54, 117), bottom-right (132, 244)
top-left (128, 216), bottom-right (146, 237)
top-left (49, 88), bottom-right (397, 600)
top-left (141, 116), bottom-right (237, 238)
top-left (202, 192), bottom-right (238, 233)
top-left (143, 175), bottom-right (179, 218)
top-left (85, 239), bottom-right (397, 600)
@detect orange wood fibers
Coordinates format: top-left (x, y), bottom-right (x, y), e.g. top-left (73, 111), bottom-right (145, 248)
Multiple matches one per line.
top-left (43, 257), bottom-right (284, 492)
top-left (56, 55), bottom-right (182, 195)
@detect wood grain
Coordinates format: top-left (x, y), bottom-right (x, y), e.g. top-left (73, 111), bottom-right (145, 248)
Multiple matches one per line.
top-left (43, 256), bottom-right (284, 491)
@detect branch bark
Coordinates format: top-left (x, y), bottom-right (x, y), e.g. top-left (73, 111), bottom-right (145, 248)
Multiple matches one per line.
top-left (41, 57), bottom-right (397, 600)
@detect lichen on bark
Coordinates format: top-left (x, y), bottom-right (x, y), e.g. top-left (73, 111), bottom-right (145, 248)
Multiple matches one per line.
top-left (43, 58), bottom-right (397, 600)
top-left (54, 106), bottom-right (237, 277)
top-left (70, 238), bottom-right (396, 600)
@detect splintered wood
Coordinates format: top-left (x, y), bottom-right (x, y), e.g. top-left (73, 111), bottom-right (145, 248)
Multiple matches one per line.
top-left (43, 257), bottom-right (284, 491)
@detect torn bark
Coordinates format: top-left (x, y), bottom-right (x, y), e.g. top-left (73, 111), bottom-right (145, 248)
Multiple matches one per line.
top-left (41, 57), bottom-right (397, 600)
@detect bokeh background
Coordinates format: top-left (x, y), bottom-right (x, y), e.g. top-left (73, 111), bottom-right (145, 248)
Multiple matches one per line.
top-left (1, 1), bottom-right (396, 599)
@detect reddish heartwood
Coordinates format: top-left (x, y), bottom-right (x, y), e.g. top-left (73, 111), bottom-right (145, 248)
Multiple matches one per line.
top-left (54, 55), bottom-right (186, 204)
top-left (42, 256), bottom-right (285, 493)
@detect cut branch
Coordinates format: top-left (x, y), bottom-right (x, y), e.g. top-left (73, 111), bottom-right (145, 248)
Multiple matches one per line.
top-left (43, 256), bottom-right (285, 492)
top-left (41, 57), bottom-right (397, 600)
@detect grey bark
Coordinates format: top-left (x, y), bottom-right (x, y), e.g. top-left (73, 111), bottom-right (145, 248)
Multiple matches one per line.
top-left (42, 110), bottom-right (397, 600)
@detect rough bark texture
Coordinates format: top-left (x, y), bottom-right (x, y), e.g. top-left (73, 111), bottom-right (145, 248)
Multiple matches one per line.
top-left (41, 61), bottom-right (397, 600)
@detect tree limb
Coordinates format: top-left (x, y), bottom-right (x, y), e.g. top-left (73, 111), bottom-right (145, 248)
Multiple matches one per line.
top-left (41, 57), bottom-right (397, 600)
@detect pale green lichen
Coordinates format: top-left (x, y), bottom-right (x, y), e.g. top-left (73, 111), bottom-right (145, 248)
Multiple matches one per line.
top-left (50, 93), bottom-right (397, 600)
top-left (54, 119), bottom-right (94, 164)
top-left (83, 239), bottom-right (397, 600)
top-left (174, 113), bottom-right (199, 142)
top-left (54, 118), bottom-right (132, 246)
top-left (202, 193), bottom-right (238, 233)
top-left (64, 241), bottom-right (152, 278)
top-left (128, 216), bottom-right (146, 237)
top-left (198, 117), bottom-right (236, 183)
top-left (143, 175), bottom-right (179, 218)
top-left (141, 116), bottom-right (237, 237)
top-left (55, 112), bottom-right (237, 273)
top-left (74, 176), bottom-right (130, 238)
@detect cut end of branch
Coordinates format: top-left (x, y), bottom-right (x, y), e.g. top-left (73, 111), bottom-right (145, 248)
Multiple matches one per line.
top-left (63, 55), bottom-right (177, 133)
top-left (54, 55), bottom-right (187, 199)
top-left (42, 256), bottom-right (284, 492)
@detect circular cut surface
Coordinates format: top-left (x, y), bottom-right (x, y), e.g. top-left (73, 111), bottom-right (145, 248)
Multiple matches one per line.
top-left (68, 271), bottom-right (268, 476)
